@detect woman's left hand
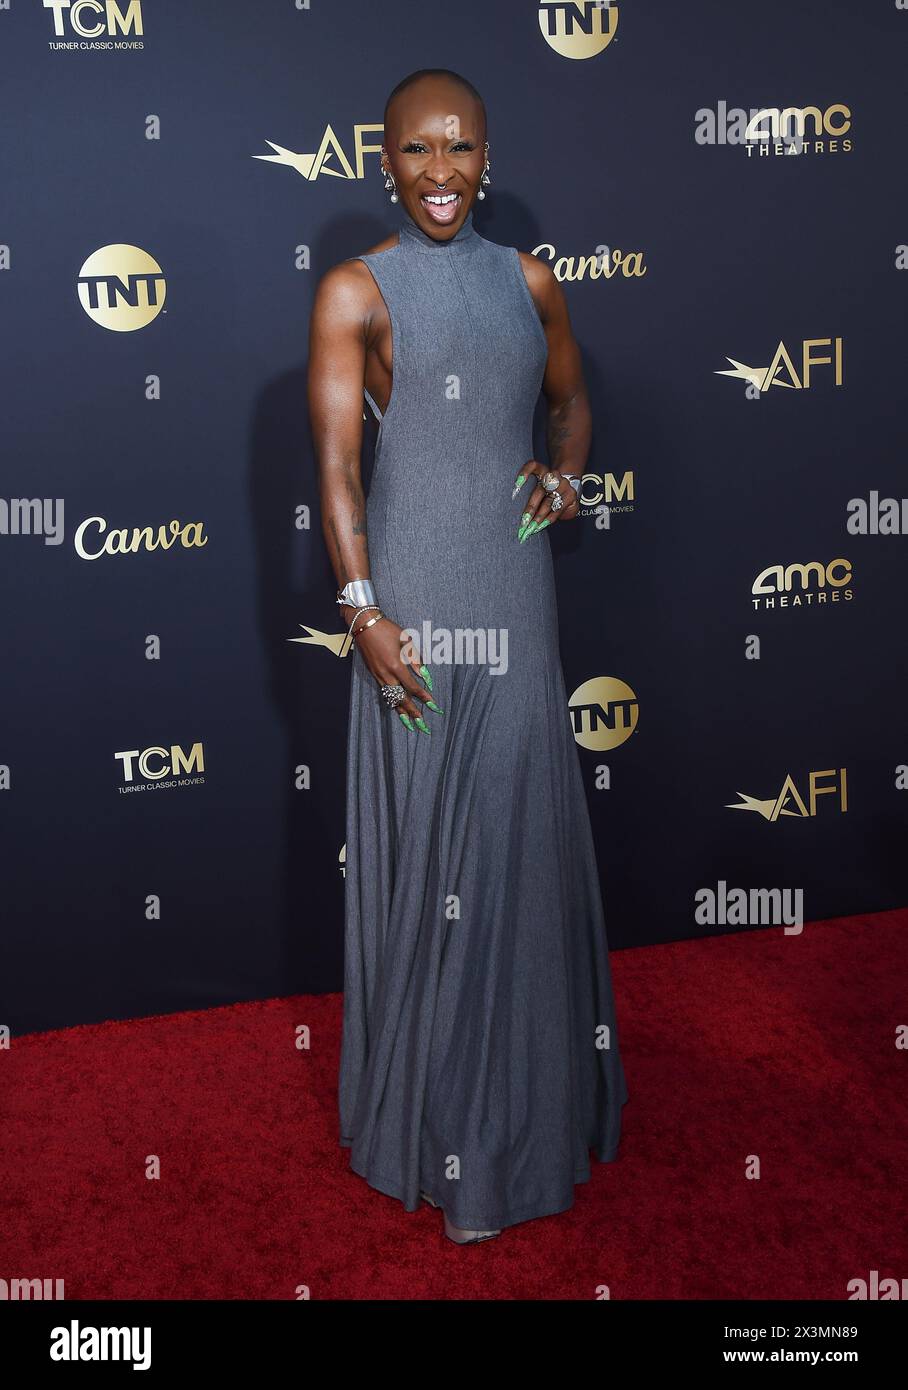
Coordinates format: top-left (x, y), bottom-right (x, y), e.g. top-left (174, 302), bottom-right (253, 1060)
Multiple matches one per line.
top-left (512, 460), bottom-right (580, 541)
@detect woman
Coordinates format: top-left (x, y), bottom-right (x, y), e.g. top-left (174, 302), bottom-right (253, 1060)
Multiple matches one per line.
top-left (308, 68), bottom-right (628, 1244)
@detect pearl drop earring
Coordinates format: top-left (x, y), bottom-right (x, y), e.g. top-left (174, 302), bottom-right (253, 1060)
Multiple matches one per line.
top-left (477, 141), bottom-right (491, 200)
top-left (382, 161), bottom-right (399, 204)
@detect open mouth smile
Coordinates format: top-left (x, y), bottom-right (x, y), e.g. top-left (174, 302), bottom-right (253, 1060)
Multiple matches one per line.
top-left (419, 191), bottom-right (462, 225)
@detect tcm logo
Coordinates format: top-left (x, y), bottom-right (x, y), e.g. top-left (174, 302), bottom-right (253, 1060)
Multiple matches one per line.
top-left (114, 743), bottom-right (205, 792)
top-left (45, 1), bottom-right (144, 38)
top-left (744, 104), bottom-right (852, 151)
top-left (727, 768), bottom-right (847, 821)
top-left (569, 677), bottom-right (638, 751)
top-left (538, 0), bottom-right (619, 59)
top-left (255, 123), bottom-right (385, 182)
top-left (752, 559), bottom-right (853, 610)
top-left (716, 337), bottom-right (843, 394)
top-left (575, 471), bottom-right (634, 515)
top-left (78, 245), bottom-right (165, 331)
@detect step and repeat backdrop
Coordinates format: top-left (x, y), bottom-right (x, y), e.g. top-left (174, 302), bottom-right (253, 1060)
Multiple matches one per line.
top-left (2, 1), bottom-right (906, 1034)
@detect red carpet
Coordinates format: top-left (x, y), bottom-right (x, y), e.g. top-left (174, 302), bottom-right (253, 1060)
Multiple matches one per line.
top-left (4, 910), bottom-right (906, 1300)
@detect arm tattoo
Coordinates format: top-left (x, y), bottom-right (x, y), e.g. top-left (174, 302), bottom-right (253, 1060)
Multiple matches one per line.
top-left (343, 473), bottom-right (368, 537)
top-left (547, 398), bottom-right (575, 469)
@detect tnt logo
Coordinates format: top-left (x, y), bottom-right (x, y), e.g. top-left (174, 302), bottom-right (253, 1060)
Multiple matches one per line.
top-left (44, 1), bottom-right (144, 38)
top-left (78, 245), bottom-right (165, 331)
top-left (569, 677), bottom-right (638, 750)
top-left (538, 1), bottom-right (619, 59)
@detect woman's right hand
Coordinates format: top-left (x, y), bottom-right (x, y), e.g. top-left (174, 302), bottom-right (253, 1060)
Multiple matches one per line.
top-left (343, 608), bottom-right (442, 732)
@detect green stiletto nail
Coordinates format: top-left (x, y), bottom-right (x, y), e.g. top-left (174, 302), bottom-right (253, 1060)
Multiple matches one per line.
top-left (418, 664), bottom-right (433, 692)
top-left (414, 716), bottom-right (431, 735)
top-left (536, 517), bottom-right (552, 531)
top-left (517, 511), bottom-right (532, 541)
top-left (520, 520), bottom-right (537, 543)
top-left (511, 473), bottom-right (526, 499)
top-left (399, 713), bottom-right (415, 732)
top-left (426, 700), bottom-right (445, 715)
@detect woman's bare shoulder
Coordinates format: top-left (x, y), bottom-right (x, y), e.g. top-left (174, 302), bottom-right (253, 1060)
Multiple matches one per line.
top-left (312, 231), bottom-right (400, 307)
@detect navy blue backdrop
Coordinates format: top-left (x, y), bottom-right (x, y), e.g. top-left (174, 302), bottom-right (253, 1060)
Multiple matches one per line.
top-left (2, 0), bottom-right (906, 1035)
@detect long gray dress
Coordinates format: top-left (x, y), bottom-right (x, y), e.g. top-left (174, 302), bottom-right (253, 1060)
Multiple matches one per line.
top-left (338, 205), bottom-right (628, 1232)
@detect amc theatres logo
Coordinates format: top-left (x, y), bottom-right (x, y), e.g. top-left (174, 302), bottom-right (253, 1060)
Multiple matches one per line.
top-left (751, 558), bottom-right (854, 610)
top-left (114, 742), bottom-right (205, 794)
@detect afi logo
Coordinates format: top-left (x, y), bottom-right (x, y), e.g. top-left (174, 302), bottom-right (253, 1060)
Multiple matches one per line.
top-left (717, 337), bottom-right (843, 393)
top-left (255, 123), bottom-right (384, 182)
top-left (727, 769), bottom-right (847, 821)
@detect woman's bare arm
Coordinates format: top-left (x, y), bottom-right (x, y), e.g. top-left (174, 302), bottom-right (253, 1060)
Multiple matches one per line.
top-left (511, 253), bottom-right (588, 533)
top-left (307, 262), bottom-right (372, 631)
top-left (307, 261), bottom-right (439, 732)
top-left (520, 252), bottom-right (592, 478)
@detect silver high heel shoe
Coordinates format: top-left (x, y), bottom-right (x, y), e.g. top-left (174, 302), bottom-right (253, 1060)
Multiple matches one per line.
top-left (420, 1190), bottom-right (502, 1245)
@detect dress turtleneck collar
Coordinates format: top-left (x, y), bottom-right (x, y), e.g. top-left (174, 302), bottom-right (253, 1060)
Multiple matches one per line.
top-left (397, 205), bottom-right (478, 253)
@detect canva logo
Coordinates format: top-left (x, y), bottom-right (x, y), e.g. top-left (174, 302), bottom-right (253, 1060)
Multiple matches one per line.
top-left (74, 516), bottom-right (207, 559)
top-left (532, 241), bottom-right (646, 283)
top-left (726, 769), bottom-right (848, 821)
top-left (44, 0), bottom-right (144, 38)
top-left (568, 677), bottom-right (638, 751)
top-left (716, 337), bottom-right (843, 394)
top-left (78, 245), bottom-right (165, 330)
top-left (538, 0), bottom-right (619, 59)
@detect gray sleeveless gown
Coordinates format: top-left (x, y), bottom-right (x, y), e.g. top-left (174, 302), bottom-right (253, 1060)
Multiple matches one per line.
top-left (338, 205), bottom-right (628, 1232)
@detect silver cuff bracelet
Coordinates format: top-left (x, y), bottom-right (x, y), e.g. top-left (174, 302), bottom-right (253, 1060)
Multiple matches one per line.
top-left (337, 578), bottom-right (377, 609)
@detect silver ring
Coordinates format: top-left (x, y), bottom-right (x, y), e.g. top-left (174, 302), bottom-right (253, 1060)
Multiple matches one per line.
top-left (542, 471), bottom-right (561, 494)
top-left (550, 492), bottom-right (564, 511)
top-left (380, 683), bottom-right (405, 709)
